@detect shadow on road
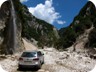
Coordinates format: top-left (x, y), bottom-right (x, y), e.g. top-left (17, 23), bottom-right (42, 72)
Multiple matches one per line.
top-left (17, 68), bottom-right (39, 72)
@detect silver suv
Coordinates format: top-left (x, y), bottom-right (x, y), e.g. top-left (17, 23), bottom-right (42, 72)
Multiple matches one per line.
top-left (18, 50), bottom-right (44, 69)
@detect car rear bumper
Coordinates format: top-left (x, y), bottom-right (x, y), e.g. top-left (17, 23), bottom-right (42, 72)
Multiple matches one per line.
top-left (18, 64), bottom-right (39, 68)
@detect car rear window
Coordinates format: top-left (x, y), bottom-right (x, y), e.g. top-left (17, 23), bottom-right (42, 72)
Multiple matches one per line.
top-left (21, 52), bottom-right (36, 57)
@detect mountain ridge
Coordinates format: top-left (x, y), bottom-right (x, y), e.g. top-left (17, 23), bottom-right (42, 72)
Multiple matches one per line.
top-left (55, 1), bottom-right (96, 50)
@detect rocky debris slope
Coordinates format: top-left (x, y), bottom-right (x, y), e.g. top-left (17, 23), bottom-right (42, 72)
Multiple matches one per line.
top-left (0, 47), bottom-right (96, 72)
top-left (0, 53), bottom-right (20, 72)
top-left (22, 38), bottom-right (37, 50)
top-left (73, 24), bottom-right (94, 52)
top-left (41, 48), bottom-right (96, 72)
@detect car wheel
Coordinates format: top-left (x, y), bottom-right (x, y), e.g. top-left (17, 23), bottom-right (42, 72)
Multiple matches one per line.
top-left (42, 60), bottom-right (44, 64)
top-left (18, 65), bottom-right (23, 70)
top-left (38, 62), bottom-right (41, 69)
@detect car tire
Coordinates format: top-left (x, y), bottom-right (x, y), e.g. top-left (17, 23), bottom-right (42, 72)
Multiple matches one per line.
top-left (18, 67), bottom-right (21, 70)
top-left (42, 60), bottom-right (44, 64)
top-left (18, 65), bottom-right (23, 70)
top-left (38, 62), bottom-right (41, 69)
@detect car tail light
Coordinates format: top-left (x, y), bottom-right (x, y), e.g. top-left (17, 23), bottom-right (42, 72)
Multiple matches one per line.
top-left (33, 58), bottom-right (39, 61)
top-left (19, 58), bottom-right (23, 61)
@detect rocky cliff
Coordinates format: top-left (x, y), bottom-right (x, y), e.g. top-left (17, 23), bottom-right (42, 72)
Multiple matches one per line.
top-left (0, 0), bottom-right (24, 54)
top-left (0, 0), bottom-right (59, 54)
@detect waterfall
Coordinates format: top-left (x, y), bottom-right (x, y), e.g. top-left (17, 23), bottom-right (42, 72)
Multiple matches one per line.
top-left (9, 0), bottom-right (16, 52)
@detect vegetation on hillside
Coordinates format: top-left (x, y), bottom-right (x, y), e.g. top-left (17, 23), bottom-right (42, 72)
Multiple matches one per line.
top-left (13, 0), bottom-right (59, 47)
top-left (55, 1), bottom-right (96, 50)
top-left (12, 0), bottom-right (96, 49)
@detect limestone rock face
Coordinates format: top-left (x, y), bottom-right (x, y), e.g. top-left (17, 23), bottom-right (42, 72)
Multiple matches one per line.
top-left (0, 1), bottom-right (24, 54)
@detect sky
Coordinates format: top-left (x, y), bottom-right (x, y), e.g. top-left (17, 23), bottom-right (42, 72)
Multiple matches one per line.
top-left (0, 0), bottom-right (6, 7)
top-left (22, 0), bottom-right (89, 29)
top-left (0, 0), bottom-right (96, 29)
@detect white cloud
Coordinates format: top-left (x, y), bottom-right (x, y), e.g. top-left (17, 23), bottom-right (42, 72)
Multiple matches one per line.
top-left (89, 0), bottom-right (96, 7)
top-left (28, 0), bottom-right (65, 25)
top-left (20, 0), bottom-right (28, 3)
top-left (0, 0), bottom-right (7, 8)
top-left (57, 20), bottom-right (66, 25)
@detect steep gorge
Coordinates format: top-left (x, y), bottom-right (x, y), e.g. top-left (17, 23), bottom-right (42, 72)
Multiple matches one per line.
top-left (0, 0), bottom-right (59, 54)
top-left (0, 0), bottom-right (96, 54)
